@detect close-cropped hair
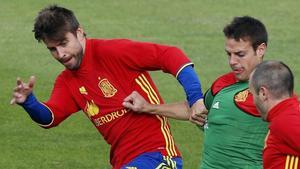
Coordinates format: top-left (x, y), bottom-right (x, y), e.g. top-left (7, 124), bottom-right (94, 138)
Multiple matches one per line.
top-left (223, 16), bottom-right (268, 51)
top-left (33, 5), bottom-right (80, 42)
top-left (251, 60), bottom-right (294, 98)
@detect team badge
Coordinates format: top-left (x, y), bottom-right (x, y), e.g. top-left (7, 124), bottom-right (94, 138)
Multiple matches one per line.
top-left (85, 101), bottom-right (100, 118)
top-left (98, 77), bottom-right (117, 98)
top-left (234, 89), bottom-right (249, 102)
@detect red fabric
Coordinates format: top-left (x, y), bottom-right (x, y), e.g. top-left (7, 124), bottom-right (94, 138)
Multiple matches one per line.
top-left (234, 89), bottom-right (261, 117)
top-left (211, 72), bottom-right (237, 96)
top-left (43, 39), bottom-right (188, 168)
top-left (211, 72), bottom-right (260, 116)
top-left (263, 96), bottom-right (300, 169)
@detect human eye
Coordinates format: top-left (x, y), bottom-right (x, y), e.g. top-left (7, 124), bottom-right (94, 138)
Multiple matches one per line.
top-left (47, 47), bottom-right (56, 52)
top-left (60, 41), bottom-right (68, 47)
top-left (225, 50), bottom-right (231, 56)
top-left (236, 52), bottom-right (245, 58)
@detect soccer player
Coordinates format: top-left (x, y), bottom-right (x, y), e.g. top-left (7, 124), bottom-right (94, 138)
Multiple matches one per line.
top-left (249, 60), bottom-right (300, 169)
top-left (123, 16), bottom-right (269, 168)
top-left (10, 5), bottom-right (206, 169)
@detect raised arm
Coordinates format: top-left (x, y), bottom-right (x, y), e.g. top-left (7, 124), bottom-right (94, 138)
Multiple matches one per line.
top-left (10, 76), bottom-right (53, 126)
top-left (10, 76), bottom-right (35, 105)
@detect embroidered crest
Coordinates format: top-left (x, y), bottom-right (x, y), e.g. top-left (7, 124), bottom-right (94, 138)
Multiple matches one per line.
top-left (234, 89), bottom-right (249, 102)
top-left (98, 78), bottom-right (117, 97)
top-left (85, 101), bottom-right (100, 118)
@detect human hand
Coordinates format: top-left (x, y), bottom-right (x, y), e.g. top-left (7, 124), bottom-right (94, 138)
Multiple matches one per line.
top-left (122, 91), bottom-right (150, 112)
top-left (189, 99), bottom-right (208, 126)
top-left (10, 76), bottom-right (36, 105)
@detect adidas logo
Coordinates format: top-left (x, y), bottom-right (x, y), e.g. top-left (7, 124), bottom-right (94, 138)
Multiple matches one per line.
top-left (212, 101), bottom-right (220, 109)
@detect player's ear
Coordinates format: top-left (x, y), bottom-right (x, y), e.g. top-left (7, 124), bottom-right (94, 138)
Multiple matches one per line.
top-left (256, 43), bottom-right (267, 59)
top-left (258, 86), bottom-right (268, 101)
top-left (76, 27), bottom-right (85, 40)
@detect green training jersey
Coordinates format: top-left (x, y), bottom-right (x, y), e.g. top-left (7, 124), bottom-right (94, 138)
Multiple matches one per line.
top-left (201, 73), bottom-right (268, 169)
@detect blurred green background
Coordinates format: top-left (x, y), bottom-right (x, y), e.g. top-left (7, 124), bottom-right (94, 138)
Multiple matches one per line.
top-left (1, 0), bottom-right (299, 168)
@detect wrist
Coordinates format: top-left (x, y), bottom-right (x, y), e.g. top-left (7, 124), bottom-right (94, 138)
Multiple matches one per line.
top-left (19, 93), bottom-right (35, 106)
top-left (142, 103), bottom-right (156, 113)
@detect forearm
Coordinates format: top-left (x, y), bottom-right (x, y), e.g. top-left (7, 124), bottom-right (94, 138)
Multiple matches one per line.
top-left (177, 65), bottom-right (203, 107)
top-left (20, 93), bottom-right (53, 125)
top-left (143, 101), bottom-right (190, 120)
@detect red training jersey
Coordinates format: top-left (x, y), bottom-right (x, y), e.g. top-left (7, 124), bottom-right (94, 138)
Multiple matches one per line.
top-left (264, 96), bottom-right (300, 169)
top-left (42, 39), bottom-right (192, 168)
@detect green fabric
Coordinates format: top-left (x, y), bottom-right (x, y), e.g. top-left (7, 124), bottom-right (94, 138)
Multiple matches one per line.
top-left (200, 82), bottom-right (268, 169)
top-left (204, 89), bottom-right (214, 110)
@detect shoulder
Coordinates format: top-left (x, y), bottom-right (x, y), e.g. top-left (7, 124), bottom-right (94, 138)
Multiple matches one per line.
top-left (211, 72), bottom-right (237, 96)
top-left (89, 38), bottom-right (133, 47)
top-left (57, 69), bottom-right (72, 78)
top-left (210, 72), bottom-right (261, 116)
top-left (272, 109), bottom-right (300, 135)
top-left (54, 70), bottom-right (74, 84)
top-left (89, 38), bottom-right (136, 55)
top-left (234, 89), bottom-right (261, 117)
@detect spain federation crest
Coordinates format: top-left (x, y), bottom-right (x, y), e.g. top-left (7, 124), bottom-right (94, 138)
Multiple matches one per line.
top-left (234, 89), bottom-right (249, 102)
top-left (98, 77), bottom-right (117, 98)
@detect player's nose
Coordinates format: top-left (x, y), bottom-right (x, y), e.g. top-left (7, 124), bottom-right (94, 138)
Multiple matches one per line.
top-left (229, 55), bottom-right (238, 65)
top-left (56, 47), bottom-right (66, 59)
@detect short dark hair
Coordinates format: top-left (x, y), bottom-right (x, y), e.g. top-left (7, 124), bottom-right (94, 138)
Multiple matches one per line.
top-left (223, 16), bottom-right (268, 51)
top-left (251, 60), bottom-right (294, 98)
top-left (33, 5), bottom-right (80, 42)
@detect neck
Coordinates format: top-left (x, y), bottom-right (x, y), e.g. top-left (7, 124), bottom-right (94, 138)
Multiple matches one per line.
top-left (266, 95), bottom-right (290, 112)
top-left (81, 38), bottom-right (87, 54)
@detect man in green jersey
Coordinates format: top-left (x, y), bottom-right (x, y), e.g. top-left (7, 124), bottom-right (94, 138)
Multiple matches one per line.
top-left (123, 16), bottom-right (269, 168)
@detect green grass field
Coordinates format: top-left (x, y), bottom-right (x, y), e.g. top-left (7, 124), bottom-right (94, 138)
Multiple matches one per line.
top-left (1, 0), bottom-right (300, 168)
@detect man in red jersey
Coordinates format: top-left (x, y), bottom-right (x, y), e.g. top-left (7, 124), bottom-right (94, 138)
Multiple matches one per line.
top-left (249, 60), bottom-right (300, 169)
top-left (10, 5), bottom-right (206, 169)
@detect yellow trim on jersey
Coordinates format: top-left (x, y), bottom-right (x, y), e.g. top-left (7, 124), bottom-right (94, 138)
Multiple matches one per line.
top-left (37, 102), bottom-right (55, 128)
top-left (137, 75), bottom-right (159, 104)
top-left (140, 74), bottom-right (160, 103)
top-left (295, 157), bottom-right (299, 169)
top-left (156, 115), bottom-right (173, 156)
top-left (135, 74), bottom-right (177, 157)
top-left (175, 62), bottom-right (194, 78)
top-left (264, 130), bottom-right (270, 149)
top-left (137, 75), bottom-right (177, 156)
top-left (285, 155), bottom-right (299, 169)
top-left (162, 116), bottom-right (177, 156)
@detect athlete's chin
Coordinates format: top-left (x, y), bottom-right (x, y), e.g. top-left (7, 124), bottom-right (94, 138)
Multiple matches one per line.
top-left (234, 74), bottom-right (248, 82)
top-left (64, 62), bottom-right (80, 70)
top-left (66, 64), bottom-right (80, 70)
top-left (64, 60), bottom-right (82, 70)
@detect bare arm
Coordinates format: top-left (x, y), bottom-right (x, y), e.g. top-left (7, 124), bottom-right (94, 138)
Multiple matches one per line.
top-left (123, 91), bottom-right (191, 120)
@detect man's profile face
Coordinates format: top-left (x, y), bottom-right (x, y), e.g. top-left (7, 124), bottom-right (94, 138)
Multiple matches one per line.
top-left (249, 77), bottom-right (268, 121)
top-left (225, 38), bottom-right (263, 82)
top-left (43, 29), bottom-right (85, 70)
